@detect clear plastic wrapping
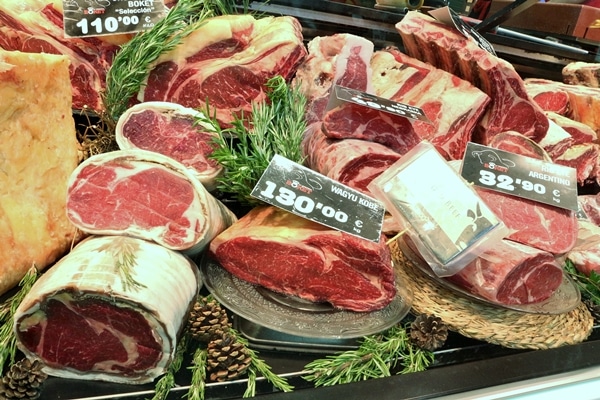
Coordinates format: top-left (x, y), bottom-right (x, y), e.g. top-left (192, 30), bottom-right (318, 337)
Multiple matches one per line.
top-left (368, 141), bottom-right (508, 276)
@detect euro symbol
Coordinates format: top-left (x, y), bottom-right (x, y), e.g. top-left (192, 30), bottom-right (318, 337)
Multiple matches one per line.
top-left (355, 220), bottom-right (363, 228)
top-left (552, 189), bottom-right (560, 197)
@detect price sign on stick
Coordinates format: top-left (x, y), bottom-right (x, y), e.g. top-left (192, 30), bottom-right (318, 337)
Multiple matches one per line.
top-left (62, 0), bottom-right (167, 38)
top-left (251, 155), bottom-right (385, 243)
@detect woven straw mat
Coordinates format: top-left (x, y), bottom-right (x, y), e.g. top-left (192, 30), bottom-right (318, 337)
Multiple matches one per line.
top-left (389, 238), bottom-right (594, 350)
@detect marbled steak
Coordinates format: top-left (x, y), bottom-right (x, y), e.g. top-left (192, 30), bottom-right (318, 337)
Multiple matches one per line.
top-left (0, 50), bottom-right (81, 295)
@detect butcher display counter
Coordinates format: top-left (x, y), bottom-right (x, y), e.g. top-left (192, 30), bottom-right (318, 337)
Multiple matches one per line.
top-left (15, 1), bottom-right (600, 399)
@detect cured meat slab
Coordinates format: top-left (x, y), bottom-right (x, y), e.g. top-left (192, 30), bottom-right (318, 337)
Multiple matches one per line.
top-left (14, 235), bottom-right (200, 384)
top-left (396, 11), bottom-right (548, 145)
top-left (0, 49), bottom-right (80, 296)
top-left (116, 101), bottom-right (223, 191)
top-left (138, 14), bottom-right (307, 128)
top-left (66, 149), bottom-right (236, 254)
top-left (209, 206), bottom-right (396, 312)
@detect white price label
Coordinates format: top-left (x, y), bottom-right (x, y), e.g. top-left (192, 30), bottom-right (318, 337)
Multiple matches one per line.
top-left (461, 142), bottom-right (578, 211)
top-left (63, 0), bottom-right (167, 38)
top-left (251, 155), bottom-right (385, 243)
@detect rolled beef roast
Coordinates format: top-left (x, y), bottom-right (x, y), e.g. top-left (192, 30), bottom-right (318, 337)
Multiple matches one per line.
top-left (14, 235), bottom-right (200, 384)
top-left (446, 240), bottom-right (563, 305)
top-left (209, 206), bottom-right (397, 312)
top-left (66, 149), bottom-right (236, 254)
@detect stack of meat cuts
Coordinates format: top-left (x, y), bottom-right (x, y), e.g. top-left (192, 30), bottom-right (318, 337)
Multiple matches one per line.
top-left (524, 78), bottom-right (600, 186)
top-left (396, 11), bottom-right (549, 146)
top-left (295, 32), bottom-right (489, 203)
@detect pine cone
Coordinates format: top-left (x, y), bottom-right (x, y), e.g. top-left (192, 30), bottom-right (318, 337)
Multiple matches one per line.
top-left (206, 332), bottom-right (252, 382)
top-left (0, 358), bottom-right (47, 400)
top-left (584, 298), bottom-right (600, 322)
top-left (409, 314), bottom-right (449, 351)
top-left (188, 296), bottom-right (232, 343)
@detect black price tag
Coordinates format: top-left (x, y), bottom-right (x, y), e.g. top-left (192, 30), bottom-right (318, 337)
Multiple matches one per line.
top-left (62, 0), bottom-right (167, 38)
top-left (331, 85), bottom-right (431, 123)
top-left (251, 155), bottom-right (385, 243)
top-left (461, 142), bottom-right (578, 211)
top-left (429, 7), bottom-right (496, 56)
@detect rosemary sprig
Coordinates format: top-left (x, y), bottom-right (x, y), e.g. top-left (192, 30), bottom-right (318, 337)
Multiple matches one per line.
top-left (564, 258), bottom-right (600, 305)
top-left (206, 75), bottom-right (307, 205)
top-left (103, 0), bottom-right (216, 121)
top-left (235, 332), bottom-right (294, 396)
top-left (186, 347), bottom-right (208, 400)
top-left (302, 323), bottom-right (434, 387)
top-left (0, 266), bottom-right (39, 373)
top-left (151, 333), bottom-right (190, 400)
top-left (96, 236), bottom-right (147, 292)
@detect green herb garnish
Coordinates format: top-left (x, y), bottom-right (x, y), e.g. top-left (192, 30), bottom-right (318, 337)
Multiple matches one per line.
top-left (564, 258), bottom-right (600, 305)
top-left (186, 347), bottom-right (208, 400)
top-left (0, 267), bottom-right (38, 373)
top-left (151, 333), bottom-right (190, 400)
top-left (303, 323), bottom-right (434, 387)
top-left (104, 0), bottom-right (215, 121)
top-left (206, 75), bottom-right (307, 205)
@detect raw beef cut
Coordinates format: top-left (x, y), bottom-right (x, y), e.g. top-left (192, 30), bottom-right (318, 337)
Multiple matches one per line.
top-left (475, 186), bottom-right (577, 254)
top-left (404, 236), bottom-right (563, 305)
top-left (321, 103), bottom-right (424, 155)
top-left (66, 149), bottom-right (236, 254)
top-left (447, 239), bottom-right (563, 305)
top-left (0, 0), bottom-right (122, 111)
top-left (0, 49), bottom-right (81, 296)
top-left (555, 143), bottom-right (600, 186)
top-left (138, 14), bottom-right (306, 128)
top-left (14, 235), bottom-right (200, 384)
top-left (525, 78), bottom-right (600, 134)
top-left (471, 134), bottom-right (579, 254)
top-left (116, 101), bottom-right (223, 191)
top-left (209, 206), bottom-right (396, 312)
top-left (370, 48), bottom-right (490, 160)
top-left (396, 11), bottom-right (549, 145)
top-left (563, 61), bottom-right (600, 88)
top-left (545, 112), bottom-right (597, 145)
top-left (302, 124), bottom-right (401, 195)
top-left (488, 131), bottom-right (551, 162)
top-left (292, 33), bottom-right (374, 125)
top-left (578, 194), bottom-right (600, 226)
top-left (524, 78), bottom-right (570, 115)
top-left (536, 119), bottom-right (574, 160)
top-left (567, 219), bottom-right (600, 276)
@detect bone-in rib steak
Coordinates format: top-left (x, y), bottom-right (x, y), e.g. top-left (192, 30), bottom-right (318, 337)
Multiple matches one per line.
top-left (138, 14), bottom-right (307, 128)
top-left (396, 11), bottom-right (548, 145)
